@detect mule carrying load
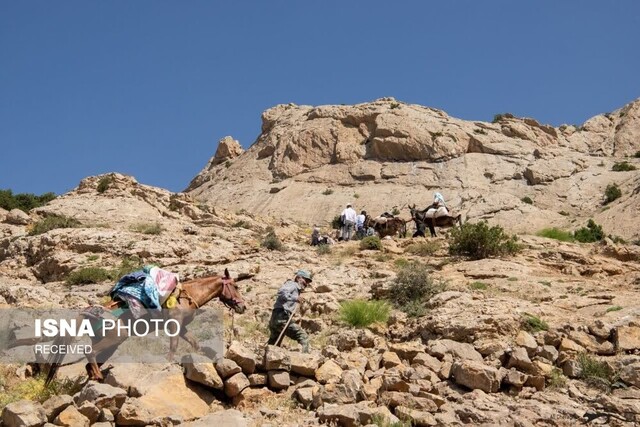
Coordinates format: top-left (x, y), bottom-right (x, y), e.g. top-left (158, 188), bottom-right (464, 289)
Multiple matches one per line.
top-left (45, 267), bottom-right (247, 384)
top-left (409, 202), bottom-right (462, 238)
top-left (364, 210), bottom-right (408, 238)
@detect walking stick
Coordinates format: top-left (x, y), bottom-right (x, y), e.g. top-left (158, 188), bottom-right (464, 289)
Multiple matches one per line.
top-left (274, 304), bottom-right (298, 347)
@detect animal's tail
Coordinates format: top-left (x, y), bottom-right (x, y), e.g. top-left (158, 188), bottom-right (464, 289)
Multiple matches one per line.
top-left (44, 334), bottom-right (74, 386)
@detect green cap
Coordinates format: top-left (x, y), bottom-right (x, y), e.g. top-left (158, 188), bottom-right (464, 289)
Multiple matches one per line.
top-left (295, 269), bottom-right (312, 282)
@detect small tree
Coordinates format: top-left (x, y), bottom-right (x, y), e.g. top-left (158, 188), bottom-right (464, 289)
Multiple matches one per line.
top-left (603, 184), bottom-right (621, 204)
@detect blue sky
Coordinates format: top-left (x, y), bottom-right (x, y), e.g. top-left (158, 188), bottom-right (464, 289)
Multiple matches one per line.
top-left (2, 1), bottom-right (639, 195)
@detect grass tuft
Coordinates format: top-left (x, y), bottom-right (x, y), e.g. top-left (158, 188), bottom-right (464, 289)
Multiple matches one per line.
top-left (339, 300), bottom-right (390, 328)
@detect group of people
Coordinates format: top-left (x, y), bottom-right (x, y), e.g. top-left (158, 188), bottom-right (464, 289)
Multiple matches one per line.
top-left (272, 192), bottom-right (451, 353)
top-left (332, 192), bottom-right (450, 241)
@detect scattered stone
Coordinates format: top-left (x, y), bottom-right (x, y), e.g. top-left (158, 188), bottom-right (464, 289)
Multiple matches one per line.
top-left (263, 345), bottom-right (291, 371)
top-left (183, 409), bottom-right (250, 427)
top-left (183, 353), bottom-right (224, 389)
top-left (215, 358), bottom-right (243, 379)
top-left (558, 338), bottom-right (585, 354)
top-left (42, 394), bottom-right (73, 422)
top-left (224, 372), bottom-right (251, 397)
top-left (427, 339), bottom-right (483, 361)
top-left (506, 347), bottom-right (534, 372)
top-left (380, 391), bottom-right (438, 411)
top-left (536, 345), bottom-right (559, 362)
top-left (451, 360), bottom-right (505, 393)
top-left (75, 382), bottom-right (127, 411)
top-left (290, 351), bottom-right (322, 377)
top-left (316, 360), bottom-right (343, 384)
top-left (381, 351), bottom-right (402, 368)
top-left (268, 370), bottom-right (290, 390)
top-left (54, 405), bottom-right (90, 427)
top-left (226, 341), bottom-right (257, 374)
top-left (248, 373), bottom-right (268, 386)
top-left (395, 405), bottom-right (437, 426)
top-left (76, 401), bottom-right (100, 424)
top-left (515, 331), bottom-right (538, 356)
top-left (389, 341), bottom-right (426, 362)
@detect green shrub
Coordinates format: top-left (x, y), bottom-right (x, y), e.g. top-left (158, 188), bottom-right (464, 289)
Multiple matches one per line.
top-left (470, 281), bottom-right (488, 290)
top-left (391, 207), bottom-right (400, 216)
top-left (521, 196), bottom-right (533, 205)
top-left (0, 189), bottom-right (56, 212)
top-left (635, 151), bottom-right (640, 158)
top-left (573, 219), bottom-right (604, 243)
top-left (360, 236), bottom-right (382, 250)
top-left (66, 267), bottom-right (112, 285)
top-left (393, 257), bottom-right (409, 269)
top-left (316, 244), bottom-right (331, 255)
top-left (604, 184), bottom-right (622, 204)
top-left (0, 374), bottom-right (83, 409)
top-left (537, 228), bottom-right (575, 242)
top-left (612, 161), bottom-right (637, 172)
top-left (548, 368), bottom-right (567, 389)
top-left (558, 211), bottom-right (570, 216)
top-left (96, 176), bottom-right (114, 193)
top-left (608, 235), bottom-right (626, 244)
top-left (405, 241), bottom-right (440, 256)
top-left (331, 215), bottom-right (343, 230)
top-left (233, 220), bottom-right (250, 228)
top-left (577, 353), bottom-right (618, 389)
top-left (339, 300), bottom-right (390, 328)
top-left (262, 229), bottom-right (285, 251)
top-left (449, 221), bottom-right (521, 260)
top-left (389, 262), bottom-right (444, 316)
top-left (29, 214), bottom-right (81, 236)
top-left (322, 189), bottom-right (334, 195)
top-left (110, 258), bottom-right (144, 281)
top-left (522, 313), bottom-right (548, 332)
top-left (130, 222), bottom-right (163, 235)
top-left (606, 305), bottom-right (622, 312)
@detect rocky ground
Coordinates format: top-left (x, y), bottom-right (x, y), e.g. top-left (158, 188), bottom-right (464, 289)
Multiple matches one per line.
top-left (1, 172), bottom-right (640, 426)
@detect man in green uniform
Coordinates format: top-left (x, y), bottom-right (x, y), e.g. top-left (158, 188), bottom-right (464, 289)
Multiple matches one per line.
top-left (267, 269), bottom-right (312, 352)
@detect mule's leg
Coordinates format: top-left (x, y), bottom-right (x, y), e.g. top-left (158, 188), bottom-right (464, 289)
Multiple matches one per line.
top-left (179, 326), bottom-right (200, 352)
top-left (87, 326), bottom-right (128, 381)
top-left (427, 220), bottom-right (436, 238)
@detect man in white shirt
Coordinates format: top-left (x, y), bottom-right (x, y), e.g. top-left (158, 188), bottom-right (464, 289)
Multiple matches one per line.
top-left (340, 203), bottom-right (357, 241)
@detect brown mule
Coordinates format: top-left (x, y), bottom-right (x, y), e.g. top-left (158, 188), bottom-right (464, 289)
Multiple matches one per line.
top-left (45, 268), bottom-right (247, 385)
top-left (408, 204), bottom-right (463, 237)
top-left (364, 215), bottom-right (409, 238)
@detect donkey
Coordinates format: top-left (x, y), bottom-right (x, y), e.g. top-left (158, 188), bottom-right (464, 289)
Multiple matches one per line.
top-left (409, 204), bottom-right (462, 238)
top-left (364, 215), bottom-right (408, 238)
top-left (45, 268), bottom-right (247, 384)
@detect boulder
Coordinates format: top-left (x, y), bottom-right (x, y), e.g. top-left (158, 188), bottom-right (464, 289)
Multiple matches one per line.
top-left (215, 358), bottom-right (243, 379)
top-left (42, 394), bottom-right (73, 422)
top-left (75, 382), bottom-right (127, 411)
top-left (267, 370), bottom-right (290, 390)
top-left (226, 341), bottom-right (257, 375)
top-left (76, 401), bottom-right (100, 424)
top-left (183, 353), bottom-right (224, 389)
top-left (451, 360), bottom-right (505, 393)
top-left (615, 326), bottom-right (640, 351)
top-left (54, 405), bottom-right (90, 427)
top-left (5, 209), bottom-right (30, 225)
top-left (426, 339), bottom-right (483, 361)
top-left (289, 351), bottom-right (323, 377)
top-left (263, 345), bottom-right (291, 371)
top-left (1, 400), bottom-right (47, 427)
top-left (224, 373), bottom-right (251, 397)
top-left (315, 360), bottom-right (343, 384)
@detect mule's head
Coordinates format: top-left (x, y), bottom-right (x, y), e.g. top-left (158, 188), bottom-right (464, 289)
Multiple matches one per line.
top-left (220, 268), bottom-right (246, 314)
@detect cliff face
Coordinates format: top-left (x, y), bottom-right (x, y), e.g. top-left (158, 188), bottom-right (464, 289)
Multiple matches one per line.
top-left (186, 97), bottom-right (640, 240)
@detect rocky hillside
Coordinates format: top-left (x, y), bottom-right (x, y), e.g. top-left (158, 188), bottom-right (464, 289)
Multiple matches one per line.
top-left (1, 169), bottom-right (640, 426)
top-left (187, 98), bottom-right (640, 241)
